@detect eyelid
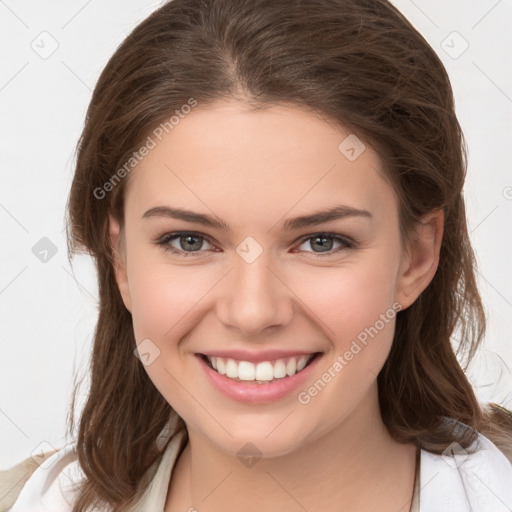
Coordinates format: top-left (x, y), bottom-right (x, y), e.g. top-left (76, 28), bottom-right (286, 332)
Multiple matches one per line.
top-left (155, 230), bottom-right (216, 255)
top-left (155, 230), bottom-right (356, 257)
top-left (294, 232), bottom-right (355, 255)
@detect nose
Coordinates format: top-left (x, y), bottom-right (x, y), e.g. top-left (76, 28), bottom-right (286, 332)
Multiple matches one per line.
top-left (216, 247), bottom-right (294, 336)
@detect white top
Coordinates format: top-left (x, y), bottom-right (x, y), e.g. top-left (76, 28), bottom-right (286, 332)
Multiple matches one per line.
top-left (6, 429), bottom-right (512, 511)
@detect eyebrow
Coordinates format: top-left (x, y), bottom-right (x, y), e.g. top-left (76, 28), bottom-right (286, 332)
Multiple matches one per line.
top-left (141, 205), bottom-right (372, 231)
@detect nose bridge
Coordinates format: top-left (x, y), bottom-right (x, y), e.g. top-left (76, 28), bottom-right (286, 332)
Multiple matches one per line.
top-left (217, 240), bottom-right (293, 335)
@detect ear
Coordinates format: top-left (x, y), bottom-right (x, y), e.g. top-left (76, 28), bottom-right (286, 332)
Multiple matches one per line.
top-left (109, 214), bottom-right (132, 313)
top-left (395, 209), bottom-right (444, 311)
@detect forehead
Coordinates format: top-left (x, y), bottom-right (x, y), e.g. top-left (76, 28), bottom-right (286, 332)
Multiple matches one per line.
top-left (123, 99), bottom-right (398, 229)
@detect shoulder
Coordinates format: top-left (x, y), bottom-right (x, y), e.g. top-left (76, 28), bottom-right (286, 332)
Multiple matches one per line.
top-left (420, 428), bottom-right (512, 512)
top-left (1, 442), bottom-right (84, 512)
top-left (0, 448), bottom-right (57, 511)
top-left (2, 428), bottom-right (188, 512)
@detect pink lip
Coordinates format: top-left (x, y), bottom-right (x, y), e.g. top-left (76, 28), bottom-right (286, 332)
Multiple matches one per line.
top-left (195, 352), bottom-right (323, 404)
top-left (199, 349), bottom-right (317, 364)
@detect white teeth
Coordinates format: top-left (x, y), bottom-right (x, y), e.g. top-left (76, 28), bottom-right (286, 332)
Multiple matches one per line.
top-left (297, 356), bottom-right (308, 372)
top-left (273, 360), bottom-right (287, 379)
top-left (238, 361), bottom-right (255, 381)
top-left (226, 359), bottom-right (238, 378)
top-left (255, 361), bottom-right (274, 381)
top-left (206, 354), bottom-right (315, 382)
top-left (286, 358), bottom-right (296, 376)
top-left (217, 358), bottom-right (226, 375)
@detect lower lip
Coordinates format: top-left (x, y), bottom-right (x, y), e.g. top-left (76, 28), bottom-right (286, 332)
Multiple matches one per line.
top-left (195, 353), bottom-right (323, 404)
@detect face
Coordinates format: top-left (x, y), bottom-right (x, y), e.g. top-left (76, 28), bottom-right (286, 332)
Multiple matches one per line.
top-left (110, 99), bottom-right (442, 458)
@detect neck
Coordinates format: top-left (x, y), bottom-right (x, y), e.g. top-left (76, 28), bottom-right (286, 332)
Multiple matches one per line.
top-left (166, 383), bottom-right (418, 512)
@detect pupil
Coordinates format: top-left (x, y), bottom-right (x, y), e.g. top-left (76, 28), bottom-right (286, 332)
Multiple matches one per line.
top-left (181, 235), bottom-right (202, 251)
top-left (312, 236), bottom-right (332, 252)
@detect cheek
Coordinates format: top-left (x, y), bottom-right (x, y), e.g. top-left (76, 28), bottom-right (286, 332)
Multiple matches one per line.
top-left (127, 251), bottom-right (216, 343)
top-left (126, 254), bottom-right (215, 403)
top-left (127, 231), bottom-right (401, 351)
top-left (291, 257), bottom-right (399, 344)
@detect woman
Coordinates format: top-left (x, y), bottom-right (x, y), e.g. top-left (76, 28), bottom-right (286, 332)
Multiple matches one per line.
top-left (3, 0), bottom-right (512, 511)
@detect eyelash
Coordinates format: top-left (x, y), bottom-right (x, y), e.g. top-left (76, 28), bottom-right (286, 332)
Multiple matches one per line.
top-left (155, 231), bottom-right (355, 258)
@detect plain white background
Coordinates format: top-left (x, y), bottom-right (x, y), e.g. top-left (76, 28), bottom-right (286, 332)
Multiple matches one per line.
top-left (1, 0), bottom-right (511, 470)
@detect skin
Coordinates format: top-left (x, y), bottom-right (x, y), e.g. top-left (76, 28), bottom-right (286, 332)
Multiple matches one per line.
top-left (109, 98), bottom-right (443, 512)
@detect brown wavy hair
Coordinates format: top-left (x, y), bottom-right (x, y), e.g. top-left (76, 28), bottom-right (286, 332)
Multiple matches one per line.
top-left (65, 0), bottom-right (512, 510)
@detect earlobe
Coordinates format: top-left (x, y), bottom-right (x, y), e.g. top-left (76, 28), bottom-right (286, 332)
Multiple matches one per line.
top-left (109, 214), bottom-right (132, 312)
top-left (395, 209), bottom-right (444, 310)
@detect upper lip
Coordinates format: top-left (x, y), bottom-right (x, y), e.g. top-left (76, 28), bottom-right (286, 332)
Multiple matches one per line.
top-left (198, 349), bottom-right (321, 364)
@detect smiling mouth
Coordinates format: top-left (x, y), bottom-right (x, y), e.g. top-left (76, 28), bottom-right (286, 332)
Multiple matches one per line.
top-left (199, 352), bottom-right (322, 383)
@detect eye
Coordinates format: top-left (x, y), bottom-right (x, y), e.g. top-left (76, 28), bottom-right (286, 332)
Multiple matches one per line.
top-left (294, 232), bottom-right (354, 256)
top-left (155, 231), bottom-right (355, 258)
top-left (155, 231), bottom-right (216, 257)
